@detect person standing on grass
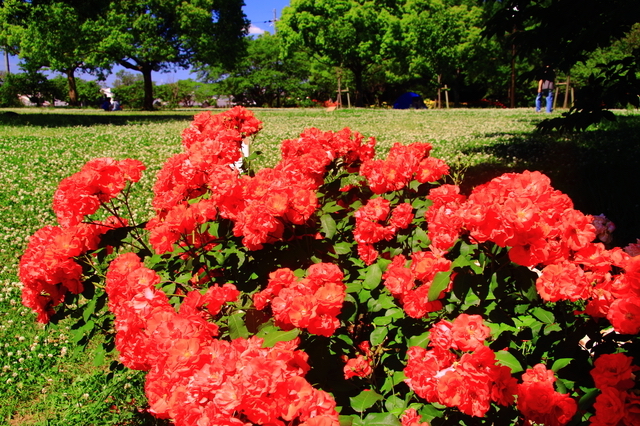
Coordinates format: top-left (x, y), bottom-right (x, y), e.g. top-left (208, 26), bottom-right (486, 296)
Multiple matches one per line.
top-left (536, 65), bottom-right (556, 113)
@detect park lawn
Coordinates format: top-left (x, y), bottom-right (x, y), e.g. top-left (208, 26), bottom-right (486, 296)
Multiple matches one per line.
top-left (1, 106), bottom-right (639, 424)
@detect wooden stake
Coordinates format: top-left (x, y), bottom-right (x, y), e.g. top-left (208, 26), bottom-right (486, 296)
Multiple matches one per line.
top-left (563, 75), bottom-right (571, 109)
top-left (444, 84), bottom-right (449, 109)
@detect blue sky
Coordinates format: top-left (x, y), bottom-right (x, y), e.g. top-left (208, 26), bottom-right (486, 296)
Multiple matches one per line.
top-left (3, 0), bottom-right (292, 86)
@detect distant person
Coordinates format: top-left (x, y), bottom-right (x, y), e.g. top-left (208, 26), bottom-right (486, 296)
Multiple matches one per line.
top-left (536, 65), bottom-right (555, 113)
top-left (101, 97), bottom-right (111, 111)
top-left (111, 99), bottom-right (122, 111)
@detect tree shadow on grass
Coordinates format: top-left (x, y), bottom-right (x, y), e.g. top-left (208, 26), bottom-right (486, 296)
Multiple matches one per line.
top-left (0, 111), bottom-right (197, 127)
top-left (458, 115), bottom-right (640, 247)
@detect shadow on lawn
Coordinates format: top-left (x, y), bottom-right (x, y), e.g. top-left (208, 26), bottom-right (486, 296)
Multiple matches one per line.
top-left (458, 115), bottom-right (640, 247)
top-left (0, 111), bottom-right (196, 127)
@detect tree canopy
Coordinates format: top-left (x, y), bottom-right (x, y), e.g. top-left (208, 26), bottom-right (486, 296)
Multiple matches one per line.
top-left (1, 0), bottom-right (249, 110)
top-left (95, 0), bottom-right (248, 110)
top-left (278, 0), bottom-right (403, 106)
top-left (204, 32), bottom-right (335, 107)
top-left (15, 0), bottom-right (110, 105)
top-left (484, 0), bottom-right (640, 130)
top-left (1, 0), bottom-right (639, 120)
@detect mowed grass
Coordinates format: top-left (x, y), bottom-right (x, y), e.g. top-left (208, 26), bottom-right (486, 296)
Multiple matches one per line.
top-left (1, 106), bottom-right (640, 424)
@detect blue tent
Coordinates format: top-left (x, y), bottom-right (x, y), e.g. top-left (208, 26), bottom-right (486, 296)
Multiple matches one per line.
top-left (393, 92), bottom-right (425, 109)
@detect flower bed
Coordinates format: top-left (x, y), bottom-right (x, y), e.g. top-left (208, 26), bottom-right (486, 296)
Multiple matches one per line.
top-left (20, 107), bottom-right (639, 426)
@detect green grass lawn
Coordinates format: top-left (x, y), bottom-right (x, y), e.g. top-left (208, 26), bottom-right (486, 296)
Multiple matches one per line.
top-left (1, 106), bottom-right (639, 424)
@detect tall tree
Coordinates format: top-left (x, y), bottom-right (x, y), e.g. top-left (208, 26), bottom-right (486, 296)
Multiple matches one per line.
top-left (0, 0), bottom-right (28, 71)
top-left (400, 0), bottom-right (483, 106)
top-left (278, 0), bottom-right (403, 106)
top-left (206, 32), bottom-right (332, 107)
top-left (484, 0), bottom-right (640, 130)
top-left (16, 1), bottom-right (110, 106)
top-left (97, 0), bottom-right (248, 110)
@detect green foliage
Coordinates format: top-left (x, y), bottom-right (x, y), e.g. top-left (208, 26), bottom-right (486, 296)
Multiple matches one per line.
top-left (400, 0), bottom-right (483, 89)
top-left (279, 0), bottom-right (404, 106)
top-left (6, 0), bottom-right (111, 106)
top-left (0, 71), bottom-right (62, 106)
top-left (155, 79), bottom-right (220, 108)
top-left (112, 70), bottom-right (143, 89)
top-left (485, 0), bottom-right (640, 129)
top-left (210, 32), bottom-right (336, 107)
top-left (0, 73), bottom-right (22, 107)
top-left (112, 81), bottom-right (147, 110)
top-left (95, 0), bottom-right (249, 110)
top-left (50, 76), bottom-right (103, 106)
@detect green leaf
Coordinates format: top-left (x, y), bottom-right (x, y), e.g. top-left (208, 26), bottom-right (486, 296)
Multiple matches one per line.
top-left (341, 415), bottom-right (364, 426)
top-left (419, 403), bottom-right (445, 421)
top-left (350, 390), bottom-right (383, 413)
top-left (412, 227), bottom-right (430, 248)
top-left (337, 334), bottom-right (354, 346)
top-left (162, 282), bottom-right (177, 296)
top-left (339, 415), bottom-right (355, 426)
top-left (359, 290), bottom-right (372, 304)
top-left (363, 263), bottom-right (383, 290)
top-left (377, 293), bottom-right (397, 309)
top-left (323, 201), bottom-right (344, 213)
top-left (93, 344), bottom-right (106, 367)
top-left (321, 214), bottom-right (337, 239)
top-left (373, 316), bottom-right (393, 326)
top-left (380, 371), bottom-right (407, 393)
top-left (82, 298), bottom-right (97, 322)
top-left (362, 412), bottom-right (402, 426)
top-left (229, 312), bottom-right (249, 339)
top-left (384, 395), bottom-right (406, 413)
top-left (346, 281), bottom-right (362, 294)
top-left (543, 323), bottom-right (562, 335)
top-left (579, 388), bottom-right (600, 411)
top-left (451, 255), bottom-right (473, 269)
top-left (459, 241), bottom-right (477, 257)
top-left (428, 270), bottom-right (451, 302)
top-left (367, 297), bottom-right (384, 313)
top-left (370, 327), bottom-right (388, 346)
top-left (551, 358), bottom-right (573, 373)
top-left (532, 307), bottom-right (555, 324)
top-left (495, 350), bottom-right (523, 373)
top-left (334, 242), bottom-right (353, 255)
top-left (556, 378), bottom-right (574, 393)
top-left (406, 331), bottom-right (430, 349)
top-left (260, 328), bottom-right (300, 348)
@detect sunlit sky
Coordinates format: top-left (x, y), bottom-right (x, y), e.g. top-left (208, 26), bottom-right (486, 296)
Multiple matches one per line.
top-left (2, 0), bottom-right (292, 85)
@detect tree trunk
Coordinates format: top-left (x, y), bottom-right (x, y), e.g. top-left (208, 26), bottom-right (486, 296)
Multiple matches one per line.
top-left (353, 69), bottom-right (364, 107)
top-left (437, 74), bottom-right (442, 109)
top-left (510, 43), bottom-right (516, 108)
top-left (66, 68), bottom-right (79, 106)
top-left (510, 25), bottom-right (517, 108)
top-left (141, 67), bottom-right (154, 111)
top-left (4, 50), bottom-right (9, 74)
top-left (453, 68), bottom-right (461, 106)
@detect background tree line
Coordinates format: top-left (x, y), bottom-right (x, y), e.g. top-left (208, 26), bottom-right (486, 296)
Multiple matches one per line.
top-left (1, 0), bottom-right (639, 125)
top-left (0, 0), bottom-right (247, 110)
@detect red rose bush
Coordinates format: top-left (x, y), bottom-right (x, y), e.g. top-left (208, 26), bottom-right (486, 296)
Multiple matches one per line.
top-left (19, 107), bottom-right (640, 425)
